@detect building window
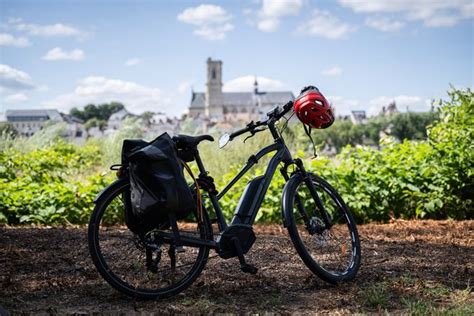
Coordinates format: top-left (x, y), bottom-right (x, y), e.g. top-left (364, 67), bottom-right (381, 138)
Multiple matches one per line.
top-left (212, 69), bottom-right (216, 79)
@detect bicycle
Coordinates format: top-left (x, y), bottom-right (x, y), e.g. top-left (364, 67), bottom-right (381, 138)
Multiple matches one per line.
top-left (88, 100), bottom-right (361, 299)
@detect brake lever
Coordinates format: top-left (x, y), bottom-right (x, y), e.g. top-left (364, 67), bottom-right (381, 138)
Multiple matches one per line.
top-left (243, 127), bottom-right (266, 143)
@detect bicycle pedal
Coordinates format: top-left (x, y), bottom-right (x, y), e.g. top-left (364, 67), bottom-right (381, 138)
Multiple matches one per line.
top-left (240, 263), bottom-right (258, 274)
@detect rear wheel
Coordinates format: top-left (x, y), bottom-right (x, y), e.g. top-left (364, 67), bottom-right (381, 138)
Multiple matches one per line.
top-left (88, 179), bottom-right (212, 299)
top-left (284, 173), bottom-right (361, 283)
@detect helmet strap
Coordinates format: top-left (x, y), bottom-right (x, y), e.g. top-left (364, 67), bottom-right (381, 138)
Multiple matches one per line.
top-left (303, 124), bottom-right (317, 159)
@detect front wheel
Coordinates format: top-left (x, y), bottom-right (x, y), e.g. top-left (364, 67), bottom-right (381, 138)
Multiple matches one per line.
top-left (282, 173), bottom-right (361, 284)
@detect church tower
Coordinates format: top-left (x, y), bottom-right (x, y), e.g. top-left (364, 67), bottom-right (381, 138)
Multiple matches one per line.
top-left (205, 57), bottom-right (223, 117)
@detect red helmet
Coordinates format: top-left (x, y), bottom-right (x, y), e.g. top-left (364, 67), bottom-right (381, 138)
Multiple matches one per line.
top-left (294, 86), bottom-right (334, 129)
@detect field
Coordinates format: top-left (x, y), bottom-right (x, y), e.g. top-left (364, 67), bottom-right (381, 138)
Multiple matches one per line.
top-left (1, 220), bottom-right (473, 314)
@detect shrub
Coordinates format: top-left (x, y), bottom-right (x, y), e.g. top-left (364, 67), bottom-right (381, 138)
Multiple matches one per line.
top-left (0, 88), bottom-right (471, 225)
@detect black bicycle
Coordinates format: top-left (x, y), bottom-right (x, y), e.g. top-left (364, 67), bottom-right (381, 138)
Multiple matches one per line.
top-left (88, 101), bottom-right (361, 299)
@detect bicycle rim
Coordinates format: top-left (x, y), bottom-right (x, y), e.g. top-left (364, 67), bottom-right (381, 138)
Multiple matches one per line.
top-left (289, 176), bottom-right (360, 280)
top-left (88, 181), bottom-right (210, 298)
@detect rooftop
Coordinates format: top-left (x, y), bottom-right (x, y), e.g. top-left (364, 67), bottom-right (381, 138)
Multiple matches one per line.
top-left (190, 91), bottom-right (294, 109)
top-left (5, 109), bottom-right (63, 121)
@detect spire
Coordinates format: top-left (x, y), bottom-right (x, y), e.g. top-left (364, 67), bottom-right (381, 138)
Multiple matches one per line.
top-left (254, 76), bottom-right (258, 94)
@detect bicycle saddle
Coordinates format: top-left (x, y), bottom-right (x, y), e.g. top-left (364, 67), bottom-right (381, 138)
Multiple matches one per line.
top-left (173, 134), bottom-right (214, 149)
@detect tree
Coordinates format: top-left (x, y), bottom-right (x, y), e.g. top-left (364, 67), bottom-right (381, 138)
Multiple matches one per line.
top-left (70, 102), bottom-right (125, 122)
top-left (389, 112), bottom-right (438, 141)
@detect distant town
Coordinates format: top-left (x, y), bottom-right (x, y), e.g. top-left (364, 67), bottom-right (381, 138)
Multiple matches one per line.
top-left (0, 58), bottom-right (401, 139)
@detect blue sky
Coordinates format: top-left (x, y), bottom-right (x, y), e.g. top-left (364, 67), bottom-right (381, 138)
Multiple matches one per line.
top-left (0, 0), bottom-right (472, 117)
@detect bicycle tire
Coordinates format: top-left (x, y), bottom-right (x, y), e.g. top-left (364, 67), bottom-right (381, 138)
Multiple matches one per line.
top-left (283, 173), bottom-right (361, 284)
top-left (88, 178), bottom-right (212, 299)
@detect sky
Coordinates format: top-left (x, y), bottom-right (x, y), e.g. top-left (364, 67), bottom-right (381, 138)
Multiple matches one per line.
top-left (0, 0), bottom-right (472, 117)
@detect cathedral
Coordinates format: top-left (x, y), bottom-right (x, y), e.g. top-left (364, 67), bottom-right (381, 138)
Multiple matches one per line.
top-left (189, 58), bottom-right (294, 121)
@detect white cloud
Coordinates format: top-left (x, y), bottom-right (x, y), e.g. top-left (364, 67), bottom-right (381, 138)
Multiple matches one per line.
top-left (326, 96), bottom-right (360, 116)
top-left (365, 17), bottom-right (405, 32)
top-left (339, 0), bottom-right (473, 28)
top-left (423, 14), bottom-right (461, 27)
top-left (257, 0), bottom-right (304, 32)
top-left (15, 22), bottom-right (84, 37)
top-left (177, 4), bottom-right (234, 40)
top-left (257, 19), bottom-right (280, 32)
top-left (42, 76), bottom-right (169, 114)
top-left (368, 95), bottom-right (425, 115)
top-left (0, 64), bottom-right (35, 90)
top-left (462, 2), bottom-right (474, 17)
top-left (42, 47), bottom-right (85, 61)
top-left (0, 33), bottom-right (31, 47)
top-left (177, 81), bottom-right (192, 94)
top-left (124, 58), bottom-right (141, 67)
top-left (4, 92), bottom-right (28, 103)
top-left (223, 75), bottom-right (284, 92)
top-left (297, 9), bottom-right (353, 39)
top-left (322, 66), bottom-right (343, 76)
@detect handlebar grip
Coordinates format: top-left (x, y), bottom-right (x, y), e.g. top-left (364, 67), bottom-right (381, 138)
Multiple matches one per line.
top-left (230, 127), bottom-right (249, 140)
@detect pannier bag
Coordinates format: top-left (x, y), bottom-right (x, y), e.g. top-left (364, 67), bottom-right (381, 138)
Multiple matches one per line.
top-left (121, 133), bottom-right (196, 236)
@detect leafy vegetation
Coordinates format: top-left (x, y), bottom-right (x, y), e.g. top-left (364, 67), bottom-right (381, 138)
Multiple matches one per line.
top-left (0, 88), bottom-right (472, 225)
top-left (292, 110), bottom-right (439, 153)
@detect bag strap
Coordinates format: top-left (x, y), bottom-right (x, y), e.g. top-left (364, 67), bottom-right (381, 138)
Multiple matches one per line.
top-left (304, 124), bottom-right (318, 158)
top-left (182, 161), bottom-right (203, 224)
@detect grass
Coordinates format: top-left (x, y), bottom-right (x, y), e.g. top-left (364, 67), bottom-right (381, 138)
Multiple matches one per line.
top-left (358, 277), bottom-right (473, 315)
top-left (360, 282), bottom-right (391, 310)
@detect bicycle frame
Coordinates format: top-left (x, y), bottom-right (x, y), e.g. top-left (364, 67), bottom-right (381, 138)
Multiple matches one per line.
top-left (155, 119), bottom-right (331, 251)
top-left (195, 123), bottom-right (293, 232)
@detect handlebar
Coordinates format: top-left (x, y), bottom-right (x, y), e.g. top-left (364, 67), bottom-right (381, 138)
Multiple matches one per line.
top-left (229, 100), bottom-right (294, 141)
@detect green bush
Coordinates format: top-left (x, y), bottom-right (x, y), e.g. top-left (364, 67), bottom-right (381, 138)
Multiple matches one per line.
top-left (207, 88), bottom-right (473, 223)
top-left (0, 88), bottom-right (472, 225)
top-left (0, 140), bottom-right (114, 225)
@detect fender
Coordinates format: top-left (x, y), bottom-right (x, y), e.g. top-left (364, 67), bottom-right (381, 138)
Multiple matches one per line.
top-left (281, 173), bottom-right (303, 228)
top-left (93, 178), bottom-right (129, 203)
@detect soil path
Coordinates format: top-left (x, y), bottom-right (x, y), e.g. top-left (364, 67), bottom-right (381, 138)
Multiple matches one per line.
top-left (1, 220), bottom-right (473, 314)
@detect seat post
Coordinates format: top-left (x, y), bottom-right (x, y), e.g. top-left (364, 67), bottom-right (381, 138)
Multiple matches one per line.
top-left (193, 148), bottom-right (228, 231)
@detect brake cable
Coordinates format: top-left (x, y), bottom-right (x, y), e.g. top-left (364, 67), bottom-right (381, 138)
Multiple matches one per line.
top-left (279, 111), bottom-right (295, 135)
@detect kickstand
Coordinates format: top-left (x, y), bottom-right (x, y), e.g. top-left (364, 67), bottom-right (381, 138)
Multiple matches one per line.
top-left (168, 212), bottom-right (185, 253)
top-left (168, 245), bottom-right (176, 271)
top-left (231, 237), bottom-right (258, 274)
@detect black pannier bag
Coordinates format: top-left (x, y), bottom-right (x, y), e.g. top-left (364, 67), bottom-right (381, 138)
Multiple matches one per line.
top-left (121, 133), bottom-right (196, 236)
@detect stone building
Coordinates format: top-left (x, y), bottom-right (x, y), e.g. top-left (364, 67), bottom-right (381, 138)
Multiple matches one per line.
top-left (189, 58), bottom-right (294, 121)
top-left (107, 108), bottom-right (134, 130)
top-left (5, 109), bottom-right (62, 136)
top-left (350, 110), bottom-right (367, 124)
top-left (5, 109), bottom-right (86, 139)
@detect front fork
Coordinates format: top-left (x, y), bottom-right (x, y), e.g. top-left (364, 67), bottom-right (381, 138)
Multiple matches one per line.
top-left (281, 159), bottom-right (333, 232)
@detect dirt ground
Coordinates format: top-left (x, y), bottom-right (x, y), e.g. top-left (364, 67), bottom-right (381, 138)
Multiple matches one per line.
top-left (1, 220), bottom-right (473, 315)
